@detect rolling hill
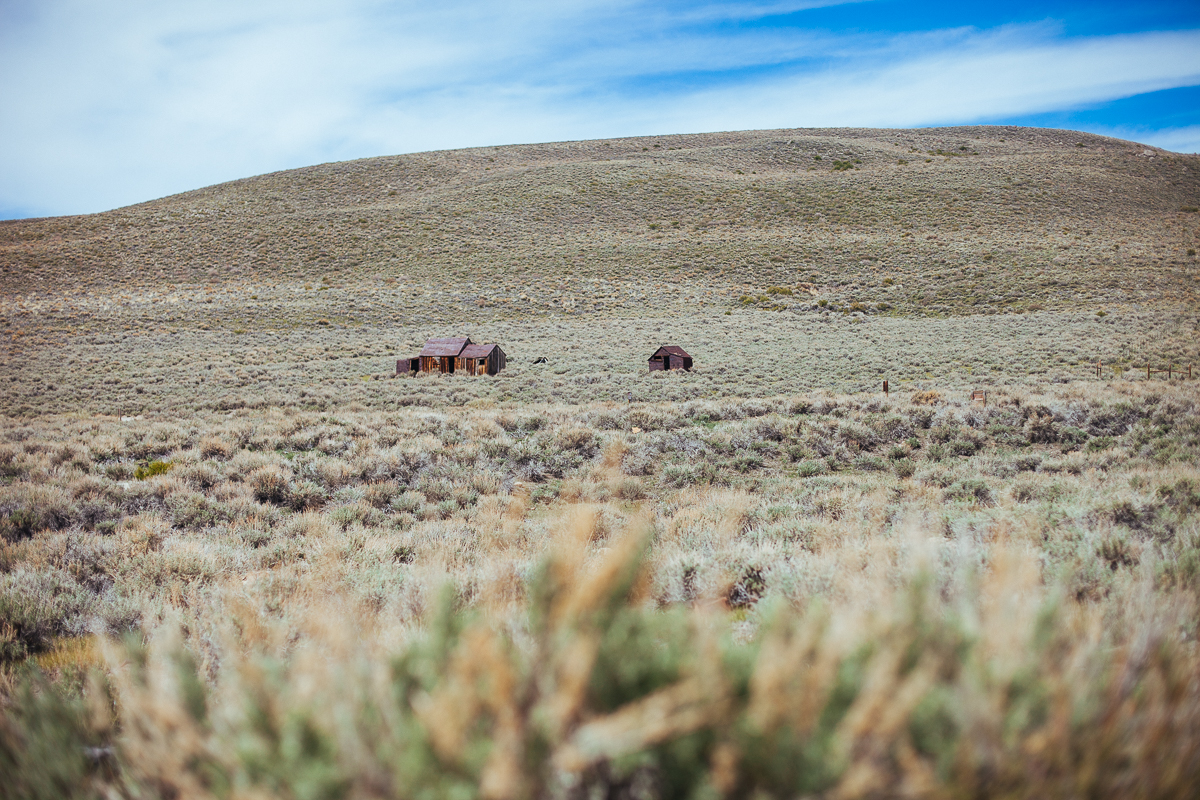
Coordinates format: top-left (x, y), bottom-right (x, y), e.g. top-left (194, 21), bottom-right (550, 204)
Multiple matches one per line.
top-left (0, 126), bottom-right (1197, 415)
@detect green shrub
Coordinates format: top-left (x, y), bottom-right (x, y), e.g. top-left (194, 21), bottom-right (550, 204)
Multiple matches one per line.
top-left (1058, 426), bottom-right (1090, 450)
top-left (556, 427), bottom-right (599, 457)
top-left (133, 460), bottom-right (172, 480)
top-left (1108, 499), bottom-right (1154, 529)
top-left (945, 478), bottom-right (993, 505)
top-left (950, 439), bottom-right (981, 457)
top-left (853, 455), bottom-right (887, 472)
top-left (0, 674), bottom-right (111, 796)
top-left (1014, 455), bottom-right (1042, 472)
top-left (364, 481), bottom-right (401, 509)
top-left (287, 480), bottom-right (327, 511)
top-left (1098, 535), bottom-right (1138, 570)
top-left (329, 502), bottom-right (385, 531)
top-left (1158, 540), bottom-right (1200, 590)
top-left (615, 478), bottom-right (646, 500)
top-left (795, 460), bottom-right (826, 478)
top-left (0, 485), bottom-right (77, 542)
top-left (1012, 479), bottom-right (1038, 502)
top-left (1025, 414), bottom-right (1058, 444)
top-left (661, 463), bottom-right (715, 487)
top-left (389, 491), bottom-right (425, 515)
top-left (0, 570), bottom-right (95, 661)
top-left (1157, 479), bottom-right (1200, 514)
top-left (167, 492), bottom-right (231, 531)
top-left (248, 465), bottom-right (291, 504)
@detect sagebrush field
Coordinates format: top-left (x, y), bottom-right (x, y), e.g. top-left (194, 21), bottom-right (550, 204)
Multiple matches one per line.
top-left (1, 126), bottom-right (1199, 799)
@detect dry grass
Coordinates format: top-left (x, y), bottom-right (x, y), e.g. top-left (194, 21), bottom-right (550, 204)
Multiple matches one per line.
top-left (1, 309), bottom-right (1198, 418)
top-left (0, 383), bottom-right (1198, 796)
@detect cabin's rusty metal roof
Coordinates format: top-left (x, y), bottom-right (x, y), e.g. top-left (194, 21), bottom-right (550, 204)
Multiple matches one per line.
top-left (461, 343), bottom-right (501, 359)
top-left (649, 345), bottom-right (691, 359)
top-left (419, 337), bottom-right (471, 357)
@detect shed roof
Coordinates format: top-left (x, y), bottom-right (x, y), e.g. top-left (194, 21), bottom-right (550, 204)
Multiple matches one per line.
top-left (649, 345), bottom-right (691, 359)
top-left (420, 337), bottom-right (471, 357)
top-left (461, 343), bottom-right (501, 359)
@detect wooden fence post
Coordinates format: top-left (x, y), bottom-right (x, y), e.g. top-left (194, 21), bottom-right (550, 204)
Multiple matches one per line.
top-left (883, 380), bottom-right (889, 397)
top-left (1147, 363), bottom-right (1151, 380)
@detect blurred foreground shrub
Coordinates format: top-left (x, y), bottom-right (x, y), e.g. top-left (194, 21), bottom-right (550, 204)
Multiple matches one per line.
top-left (3, 513), bottom-right (1199, 799)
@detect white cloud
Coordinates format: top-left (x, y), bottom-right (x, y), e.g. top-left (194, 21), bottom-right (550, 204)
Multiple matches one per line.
top-left (1, 2), bottom-right (1197, 217)
top-left (651, 28), bottom-right (1200, 131)
top-left (1086, 125), bottom-right (1200, 154)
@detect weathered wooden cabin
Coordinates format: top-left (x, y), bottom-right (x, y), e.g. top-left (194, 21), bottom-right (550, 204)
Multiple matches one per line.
top-left (419, 337), bottom-right (471, 374)
top-left (648, 345), bottom-right (692, 371)
top-left (398, 337), bottom-right (507, 376)
top-left (458, 343), bottom-right (507, 376)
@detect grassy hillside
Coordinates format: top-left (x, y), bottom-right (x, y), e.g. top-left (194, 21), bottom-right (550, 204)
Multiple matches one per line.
top-left (3, 126), bottom-right (1199, 308)
top-left (0, 126), bottom-right (1198, 417)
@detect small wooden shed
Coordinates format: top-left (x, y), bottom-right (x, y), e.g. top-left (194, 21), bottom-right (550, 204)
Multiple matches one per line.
top-left (648, 345), bottom-right (693, 371)
top-left (457, 343), bottom-right (507, 376)
top-left (396, 357), bottom-right (420, 375)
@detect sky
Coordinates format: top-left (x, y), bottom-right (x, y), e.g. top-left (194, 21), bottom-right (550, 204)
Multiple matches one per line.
top-left (2, 0), bottom-right (1199, 220)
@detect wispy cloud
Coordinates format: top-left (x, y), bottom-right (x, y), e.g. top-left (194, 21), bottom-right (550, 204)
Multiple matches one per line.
top-left (1092, 125), bottom-right (1200, 154)
top-left (1, 1), bottom-right (1197, 218)
top-left (666, 27), bottom-right (1200, 130)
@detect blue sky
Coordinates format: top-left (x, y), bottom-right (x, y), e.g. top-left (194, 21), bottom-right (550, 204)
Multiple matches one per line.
top-left (2, 0), bottom-right (1198, 220)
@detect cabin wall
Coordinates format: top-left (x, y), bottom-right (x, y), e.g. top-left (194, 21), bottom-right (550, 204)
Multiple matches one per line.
top-left (649, 353), bottom-right (691, 371)
top-left (420, 356), bottom-right (456, 374)
top-left (487, 349), bottom-right (505, 375)
top-left (454, 356), bottom-right (488, 375)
